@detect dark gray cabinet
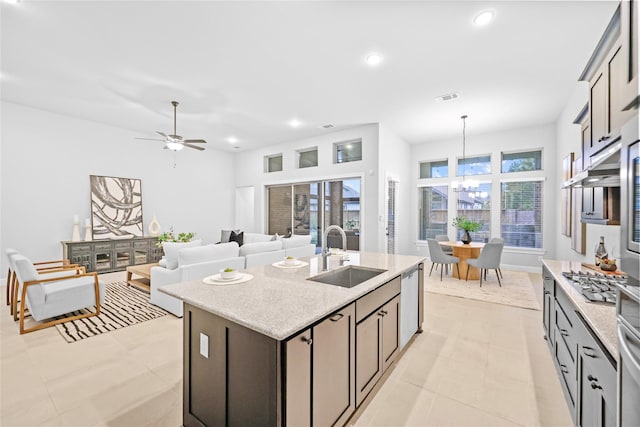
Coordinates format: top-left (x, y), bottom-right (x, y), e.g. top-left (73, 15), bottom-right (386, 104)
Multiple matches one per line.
top-left (581, 187), bottom-right (620, 225)
top-left (541, 266), bottom-right (617, 426)
top-left (355, 276), bottom-right (401, 406)
top-left (576, 314), bottom-right (617, 427)
top-left (62, 237), bottom-right (162, 273)
top-left (284, 303), bottom-right (356, 427)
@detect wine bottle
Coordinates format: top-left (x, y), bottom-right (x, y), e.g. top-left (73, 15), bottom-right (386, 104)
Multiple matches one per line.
top-left (594, 236), bottom-right (608, 266)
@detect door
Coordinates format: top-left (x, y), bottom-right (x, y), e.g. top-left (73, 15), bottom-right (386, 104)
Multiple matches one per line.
top-left (285, 329), bottom-right (312, 427)
top-left (355, 311), bottom-right (382, 406)
top-left (312, 304), bottom-right (355, 427)
top-left (381, 295), bottom-right (400, 371)
top-left (386, 179), bottom-right (398, 254)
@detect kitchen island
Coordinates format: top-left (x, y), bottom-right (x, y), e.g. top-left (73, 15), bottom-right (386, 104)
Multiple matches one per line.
top-left (160, 252), bottom-right (425, 427)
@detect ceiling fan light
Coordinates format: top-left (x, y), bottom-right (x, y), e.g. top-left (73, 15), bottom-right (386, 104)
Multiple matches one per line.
top-left (166, 141), bottom-right (184, 151)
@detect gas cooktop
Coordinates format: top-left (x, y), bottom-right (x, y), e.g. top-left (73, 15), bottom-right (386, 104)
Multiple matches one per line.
top-left (561, 270), bottom-right (628, 305)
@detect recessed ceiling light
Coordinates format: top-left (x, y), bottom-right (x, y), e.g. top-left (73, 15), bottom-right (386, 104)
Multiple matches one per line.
top-left (289, 119), bottom-right (301, 128)
top-left (473, 10), bottom-right (495, 26)
top-left (365, 53), bottom-right (383, 67)
top-left (227, 136), bottom-right (238, 144)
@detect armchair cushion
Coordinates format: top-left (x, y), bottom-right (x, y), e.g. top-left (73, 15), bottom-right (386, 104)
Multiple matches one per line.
top-left (178, 242), bottom-right (240, 267)
top-left (162, 239), bottom-right (202, 270)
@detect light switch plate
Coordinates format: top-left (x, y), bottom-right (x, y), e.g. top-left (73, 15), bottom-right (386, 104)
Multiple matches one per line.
top-left (200, 333), bottom-right (209, 358)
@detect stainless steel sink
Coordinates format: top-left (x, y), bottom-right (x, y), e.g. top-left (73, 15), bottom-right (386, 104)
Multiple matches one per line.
top-left (307, 265), bottom-right (387, 288)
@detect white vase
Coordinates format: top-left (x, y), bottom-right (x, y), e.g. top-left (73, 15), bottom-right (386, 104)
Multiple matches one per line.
top-left (71, 224), bottom-right (81, 242)
top-left (84, 225), bottom-right (92, 241)
top-left (148, 215), bottom-right (161, 237)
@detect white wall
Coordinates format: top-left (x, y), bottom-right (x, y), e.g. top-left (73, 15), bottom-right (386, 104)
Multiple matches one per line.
top-left (411, 123), bottom-right (558, 270)
top-left (0, 102), bottom-right (235, 271)
top-left (378, 123), bottom-right (412, 255)
top-left (233, 124), bottom-right (381, 252)
top-left (554, 84), bottom-right (621, 264)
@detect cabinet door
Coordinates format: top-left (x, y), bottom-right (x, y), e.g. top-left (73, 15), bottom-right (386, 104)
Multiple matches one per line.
top-left (590, 70), bottom-right (607, 151)
top-left (608, 44), bottom-right (634, 133)
top-left (285, 329), bottom-right (312, 427)
top-left (582, 188), bottom-right (594, 217)
top-left (381, 296), bottom-right (400, 372)
top-left (542, 270), bottom-right (554, 346)
top-left (312, 304), bottom-right (355, 427)
top-left (356, 311), bottom-right (382, 406)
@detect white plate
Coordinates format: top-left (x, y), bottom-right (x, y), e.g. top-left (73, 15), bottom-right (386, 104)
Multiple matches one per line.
top-left (202, 273), bottom-right (253, 285)
top-left (272, 260), bottom-right (309, 269)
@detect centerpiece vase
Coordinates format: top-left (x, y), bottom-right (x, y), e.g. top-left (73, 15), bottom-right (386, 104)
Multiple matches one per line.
top-left (461, 230), bottom-right (472, 245)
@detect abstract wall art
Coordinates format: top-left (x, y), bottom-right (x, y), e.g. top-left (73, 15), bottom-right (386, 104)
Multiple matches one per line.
top-left (90, 175), bottom-right (143, 239)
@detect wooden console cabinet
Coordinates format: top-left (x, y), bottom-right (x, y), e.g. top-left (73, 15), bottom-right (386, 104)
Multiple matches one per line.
top-left (61, 236), bottom-right (163, 273)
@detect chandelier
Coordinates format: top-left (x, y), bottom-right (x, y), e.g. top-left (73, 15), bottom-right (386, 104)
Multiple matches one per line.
top-left (452, 115), bottom-right (486, 198)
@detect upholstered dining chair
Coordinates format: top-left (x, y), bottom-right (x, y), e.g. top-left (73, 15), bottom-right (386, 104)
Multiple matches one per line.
top-left (465, 242), bottom-right (504, 287)
top-left (489, 238), bottom-right (505, 278)
top-left (427, 239), bottom-right (460, 281)
top-left (12, 254), bottom-right (105, 334)
top-left (6, 249), bottom-right (81, 318)
top-left (435, 234), bottom-right (453, 255)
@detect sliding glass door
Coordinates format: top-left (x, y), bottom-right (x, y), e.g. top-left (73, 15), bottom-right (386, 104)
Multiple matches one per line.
top-left (268, 178), bottom-right (361, 252)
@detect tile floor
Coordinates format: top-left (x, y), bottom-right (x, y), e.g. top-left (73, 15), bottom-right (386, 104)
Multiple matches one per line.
top-left (1, 271), bottom-right (572, 426)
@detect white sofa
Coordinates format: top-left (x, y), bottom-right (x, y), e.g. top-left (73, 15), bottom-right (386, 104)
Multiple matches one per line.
top-left (150, 233), bottom-right (316, 317)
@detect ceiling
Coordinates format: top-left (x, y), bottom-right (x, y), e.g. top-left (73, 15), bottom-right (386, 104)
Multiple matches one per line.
top-left (1, 1), bottom-right (618, 152)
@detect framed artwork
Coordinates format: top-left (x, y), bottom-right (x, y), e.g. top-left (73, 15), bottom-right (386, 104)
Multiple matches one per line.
top-left (90, 175), bottom-right (143, 239)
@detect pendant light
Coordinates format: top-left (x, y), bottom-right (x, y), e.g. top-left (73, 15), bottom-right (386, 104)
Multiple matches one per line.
top-left (452, 115), bottom-right (481, 196)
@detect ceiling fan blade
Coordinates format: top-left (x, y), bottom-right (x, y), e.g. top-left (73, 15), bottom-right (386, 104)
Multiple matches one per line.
top-left (184, 143), bottom-right (206, 151)
top-left (183, 139), bottom-right (207, 144)
top-left (136, 137), bottom-right (165, 141)
top-left (156, 131), bottom-right (168, 138)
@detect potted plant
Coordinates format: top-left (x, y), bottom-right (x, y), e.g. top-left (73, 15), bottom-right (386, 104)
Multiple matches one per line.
top-left (452, 217), bottom-right (482, 245)
top-left (156, 227), bottom-right (195, 247)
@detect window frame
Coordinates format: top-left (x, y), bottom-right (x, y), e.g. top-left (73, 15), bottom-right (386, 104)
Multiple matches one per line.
top-left (417, 184), bottom-right (450, 241)
top-left (456, 154), bottom-right (492, 177)
top-left (333, 139), bottom-right (363, 164)
top-left (419, 159), bottom-right (449, 179)
top-left (296, 146), bottom-right (319, 169)
top-left (500, 149), bottom-right (543, 174)
top-left (499, 177), bottom-right (544, 249)
top-left (264, 153), bottom-right (283, 173)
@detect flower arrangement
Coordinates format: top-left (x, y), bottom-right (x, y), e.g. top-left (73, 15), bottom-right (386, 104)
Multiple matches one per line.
top-left (156, 227), bottom-right (196, 247)
top-left (451, 217), bottom-right (482, 232)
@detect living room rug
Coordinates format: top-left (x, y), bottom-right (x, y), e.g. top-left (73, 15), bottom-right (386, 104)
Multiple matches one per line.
top-left (53, 281), bottom-right (169, 343)
top-left (424, 268), bottom-right (541, 311)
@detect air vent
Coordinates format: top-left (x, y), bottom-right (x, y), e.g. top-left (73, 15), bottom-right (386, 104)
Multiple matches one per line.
top-left (434, 92), bottom-right (460, 103)
top-left (320, 124), bottom-right (335, 129)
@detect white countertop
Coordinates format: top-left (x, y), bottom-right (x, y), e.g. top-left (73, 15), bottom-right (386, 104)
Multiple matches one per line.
top-left (542, 259), bottom-right (618, 357)
top-left (160, 252), bottom-right (425, 340)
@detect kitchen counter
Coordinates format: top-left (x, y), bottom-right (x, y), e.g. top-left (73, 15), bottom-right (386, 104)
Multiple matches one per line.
top-left (160, 252), bottom-right (425, 340)
top-left (542, 259), bottom-right (618, 356)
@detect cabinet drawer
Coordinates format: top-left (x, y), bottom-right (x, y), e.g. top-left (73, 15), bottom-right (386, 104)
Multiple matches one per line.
top-left (134, 241), bottom-right (150, 249)
top-left (356, 276), bottom-right (400, 323)
top-left (94, 243), bottom-right (112, 251)
top-left (577, 314), bottom-right (616, 394)
top-left (114, 242), bottom-right (132, 249)
top-left (69, 244), bottom-right (92, 253)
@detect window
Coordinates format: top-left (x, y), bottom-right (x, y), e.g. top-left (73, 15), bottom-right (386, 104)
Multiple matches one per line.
top-left (457, 155), bottom-right (491, 176)
top-left (419, 160), bottom-right (448, 178)
top-left (456, 183), bottom-right (491, 242)
top-left (501, 181), bottom-right (543, 248)
top-left (265, 154), bottom-right (283, 173)
top-left (418, 185), bottom-right (448, 240)
top-left (502, 150), bottom-right (542, 173)
top-left (334, 139), bottom-right (362, 163)
top-left (297, 147), bottom-right (318, 168)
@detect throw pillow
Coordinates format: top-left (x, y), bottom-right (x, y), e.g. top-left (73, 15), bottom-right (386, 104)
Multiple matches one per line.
top-left (229, 230), bottom-right (244, 247)
top-left (220, 229), bottom-right (241, 243)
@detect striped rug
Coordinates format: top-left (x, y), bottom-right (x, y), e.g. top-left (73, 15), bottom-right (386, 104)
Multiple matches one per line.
top-left (53, 281), bottom-right (169, 343)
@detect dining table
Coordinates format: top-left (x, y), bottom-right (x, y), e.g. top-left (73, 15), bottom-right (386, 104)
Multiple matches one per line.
top-left (438, 241), bottom-right (485, 280)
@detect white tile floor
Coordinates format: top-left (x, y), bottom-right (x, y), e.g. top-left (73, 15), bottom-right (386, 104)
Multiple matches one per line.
top-left (1, 272), bottom-right (572, 426)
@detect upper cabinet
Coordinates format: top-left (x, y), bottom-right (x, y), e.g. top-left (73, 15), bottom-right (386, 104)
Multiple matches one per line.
top-left (581, 2), bottom-right (638, 165)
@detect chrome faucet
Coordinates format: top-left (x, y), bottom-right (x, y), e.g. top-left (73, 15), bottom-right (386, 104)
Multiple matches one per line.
top-left (322, 225), bottom-right (347, 271)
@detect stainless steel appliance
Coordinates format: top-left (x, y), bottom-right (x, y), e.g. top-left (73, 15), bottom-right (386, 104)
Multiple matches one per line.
top-left (620, 117), bottom-right (640, 285)
top-left (616, 282), bottom-right (640, 427)
top-left (561, 270), bottom-right (625, 304)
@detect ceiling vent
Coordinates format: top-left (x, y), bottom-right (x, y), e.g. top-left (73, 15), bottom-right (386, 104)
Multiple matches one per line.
top-left (435, 92), bottom-right (460, 103)
top-left (320, 124), bottom-right (335, 129)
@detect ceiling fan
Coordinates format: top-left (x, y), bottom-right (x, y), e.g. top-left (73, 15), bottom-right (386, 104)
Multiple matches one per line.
top-left (136, 101), bottom-right (207, 151)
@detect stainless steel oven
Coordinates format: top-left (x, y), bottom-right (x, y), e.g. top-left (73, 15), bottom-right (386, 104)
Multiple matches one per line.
top-left (617, 284), bottom-right (640, 427)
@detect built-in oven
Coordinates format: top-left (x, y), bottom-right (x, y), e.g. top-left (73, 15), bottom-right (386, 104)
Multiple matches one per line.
top-left (616, 283), bottom-right (640, 427)
top-left (620, 118), bottom-right (639, 284)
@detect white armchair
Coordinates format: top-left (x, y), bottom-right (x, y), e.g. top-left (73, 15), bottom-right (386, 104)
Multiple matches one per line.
top-left (12, 254), bottom-right (105, 334)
